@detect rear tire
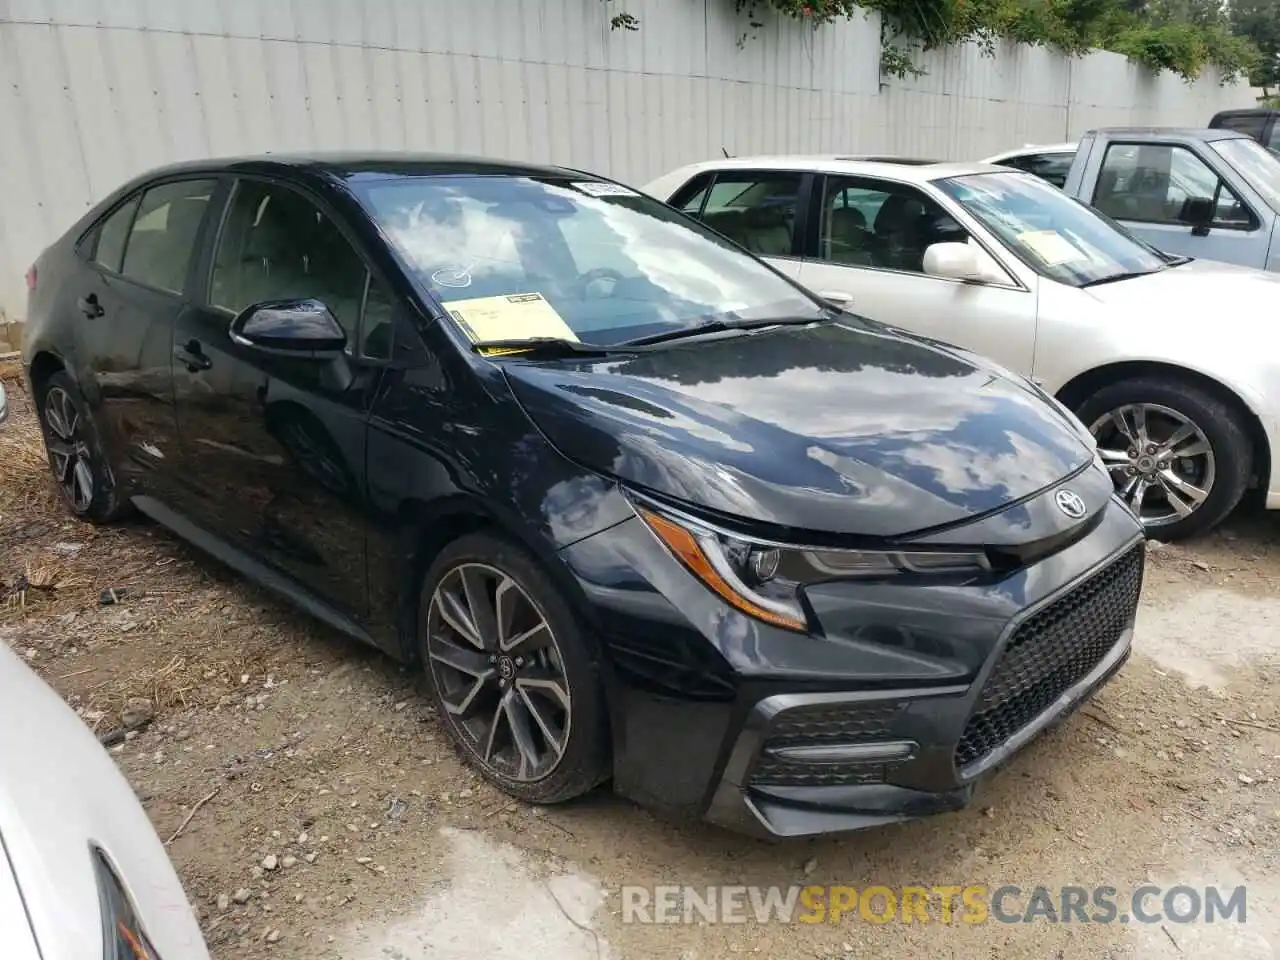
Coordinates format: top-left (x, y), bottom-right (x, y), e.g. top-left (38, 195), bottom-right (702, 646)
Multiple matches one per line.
top-left (36, 371), bottom-right (128, 524)
top-left (1076, 377), bottom-right (1251, 540)
top-left (417, 531), bottom-right (611, 804)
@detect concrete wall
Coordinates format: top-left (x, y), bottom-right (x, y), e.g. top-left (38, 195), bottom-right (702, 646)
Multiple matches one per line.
top-left (0, 0), bottom-right (1253, 328)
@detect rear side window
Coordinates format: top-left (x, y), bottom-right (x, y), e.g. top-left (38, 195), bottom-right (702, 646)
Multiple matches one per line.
top-left (92, 198), bottom-right (139, 272)
top-left (1214, 112), bottom-right (1269, 142)
top-left (1000, 152), bottom-right (1073, 189)
top-left (119, 180), bottom-right (218, 294)
top-left (685, 171), bottom-right (804, 257)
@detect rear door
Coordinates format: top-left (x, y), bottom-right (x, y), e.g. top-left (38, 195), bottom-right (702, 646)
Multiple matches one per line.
top-left (794, 173), bottom-right (1038, 373)
top-left (168, 176), bottom-right (388, 617)
top-left (71, 178), bottom-right (220, 499)
top-left (667, 169), bottom-right (811, 283)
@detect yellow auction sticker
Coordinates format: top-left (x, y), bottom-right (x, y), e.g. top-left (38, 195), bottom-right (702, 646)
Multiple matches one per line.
top-left (1015, 229), bottom-right (1089, 266)
top-left (444, 292), bottom-right (577, 355)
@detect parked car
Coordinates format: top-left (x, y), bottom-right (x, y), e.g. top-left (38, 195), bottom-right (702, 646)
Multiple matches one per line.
top-left (644, 155), bottom-right (1280, 539)
top-left (0, 380), bottom-right (8, 424)
top-left (981, 142), bottom-right (1075, 188)
top-left (0, 640), bottom-right (210, 959)
top-left (22, 153), bottom-right (1145, 838)
top-left (1058, 127), bottom-right (1280, 272)
top-left (1208, 107), bottom-right (1280, 155)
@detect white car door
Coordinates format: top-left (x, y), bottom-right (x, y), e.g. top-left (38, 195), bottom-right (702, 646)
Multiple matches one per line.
top-left (794, 174), bottom-right (1040, 376)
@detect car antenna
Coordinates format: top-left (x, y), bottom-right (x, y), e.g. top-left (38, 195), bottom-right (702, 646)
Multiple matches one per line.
top-left (721, 146), bottom-right (732, 158)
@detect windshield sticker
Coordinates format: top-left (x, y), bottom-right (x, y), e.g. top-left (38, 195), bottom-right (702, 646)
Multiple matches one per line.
top-left (1016, 230), bottom-right (1089, 266)
top-left (431, 265), bottom-right (473, 288)
top-left (571, 181), bottom-right (640, 198)
top-left (444, 293), bottom-right (579, 353)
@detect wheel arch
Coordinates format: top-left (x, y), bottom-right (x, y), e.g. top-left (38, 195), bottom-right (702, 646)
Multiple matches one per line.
top-left (26, 350), bottom-right (67, 404)
top-left (1054, 359), bottom-right (1272, 494)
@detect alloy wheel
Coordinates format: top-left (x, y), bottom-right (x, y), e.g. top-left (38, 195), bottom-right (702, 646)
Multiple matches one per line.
top-left (43, 386), bottom-right (95, 514)
top-left (1090, 402), bottom-right (1215, 528)
top-left (425, 562), bottom-right (571, 782)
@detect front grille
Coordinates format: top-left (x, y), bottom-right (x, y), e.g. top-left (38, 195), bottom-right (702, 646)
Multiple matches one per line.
top-left (749, 702), bottom-right (905, 788)
top-left (955, 544), bottom-right (1144, 770)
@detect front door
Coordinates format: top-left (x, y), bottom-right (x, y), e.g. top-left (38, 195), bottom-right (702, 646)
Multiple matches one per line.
top-left (72, 178), bottom-right (220, 501)
top-left (796, 175), bottom-right (1039, 375)
top-left (169, 177), bottom-right (386, 618)
top-left (1089, 141), bottom-right (1268, 269)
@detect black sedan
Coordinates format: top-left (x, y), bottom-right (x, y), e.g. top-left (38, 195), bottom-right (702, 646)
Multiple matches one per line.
top-left (21, 154), bottom-right (1145, 838)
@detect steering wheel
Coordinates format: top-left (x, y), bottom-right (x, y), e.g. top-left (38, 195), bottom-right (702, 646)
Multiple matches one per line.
top-left (575, 267), bottom-right (628, 299)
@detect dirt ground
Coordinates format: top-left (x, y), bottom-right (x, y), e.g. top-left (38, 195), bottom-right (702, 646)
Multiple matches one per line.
top-left (1, 373), bottom-right (1277, 960)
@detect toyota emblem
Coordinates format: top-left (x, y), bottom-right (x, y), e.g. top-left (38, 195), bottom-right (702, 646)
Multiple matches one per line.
top-left (1055, 489), bottom-right (1087, 519)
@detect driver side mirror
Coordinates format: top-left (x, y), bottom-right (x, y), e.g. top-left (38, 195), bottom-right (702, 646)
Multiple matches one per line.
top-left (923, 242), bottom-right (1003, 284)
top-left (1177, 196), bottom-right (1215, 236)
top-left (230, 299), bottom-right (347, 358)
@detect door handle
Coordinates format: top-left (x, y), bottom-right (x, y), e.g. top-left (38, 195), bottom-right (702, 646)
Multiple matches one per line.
top-left (174, 340), bottom-right (212, 373)
top-left (77, 294), bottom-right (104, 319)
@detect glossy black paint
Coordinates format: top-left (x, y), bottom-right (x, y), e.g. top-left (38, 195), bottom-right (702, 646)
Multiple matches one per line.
top-left (21, 153), bottom-right (1145, 838)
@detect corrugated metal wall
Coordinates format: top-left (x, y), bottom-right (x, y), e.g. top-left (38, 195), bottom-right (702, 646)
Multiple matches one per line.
top-left (0, 0), bottom-right (1252, 324)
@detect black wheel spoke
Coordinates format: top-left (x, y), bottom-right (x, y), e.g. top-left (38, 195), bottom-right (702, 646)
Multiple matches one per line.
top-left (425, 561), bottom-right (572, 784)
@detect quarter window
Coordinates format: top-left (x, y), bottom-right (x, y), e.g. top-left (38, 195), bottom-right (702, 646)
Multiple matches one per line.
top-left (1093, 144), bottom-right (1254, 230)
top-left (91, 198), bottom-right (138, 273)
top-left (115, 180), bottom-right (217, 293)
top-left (818, 177), bottom-right (968, 274)
top-left (686, 172), bottom-right (803, 257)
top-left (211, 181), bottom-right (369, 342)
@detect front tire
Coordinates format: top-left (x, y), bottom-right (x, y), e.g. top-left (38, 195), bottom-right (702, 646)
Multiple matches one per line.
top-left (37, 371), bottom-right (128, 523)
top-left (417, 532), bottom-right (611, 804)
top-left (1077, 377), bottom-right (1251, 540)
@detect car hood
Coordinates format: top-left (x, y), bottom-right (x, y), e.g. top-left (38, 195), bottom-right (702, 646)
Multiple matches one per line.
top-left (1082, 257), bottom-right (1280, 314)
top-left (503, 321), bottom-right (1094, 539)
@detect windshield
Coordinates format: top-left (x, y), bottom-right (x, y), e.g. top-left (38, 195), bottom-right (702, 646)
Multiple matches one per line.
top-left (353, 175), bottom-right (824, 348)
top-left (1209, 137), bottom-right (1280, 211)
top-left (936, 171), bottom-right (1170, 286)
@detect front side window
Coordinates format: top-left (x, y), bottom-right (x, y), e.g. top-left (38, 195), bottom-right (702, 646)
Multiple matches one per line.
top-left (354, 175), bottom-right (823, 348)
top-left (938, 171), bottom-right (1171, 287)
top-left (118, 180), bottom-right (217, 293)
top-left (1092, 143), bottom-right (1253, 230)
top-left (211, 181), bottom-right (369, 340)
top-left (692, 172), bottom-right (803, 257)
top-left (819, 176), bottom-right (967, 274)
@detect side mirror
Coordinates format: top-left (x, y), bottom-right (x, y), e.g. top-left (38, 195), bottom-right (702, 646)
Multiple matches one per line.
top-left (924, 242), bottom-right (989, 282)
top-left (230, 299), bottom-right (347, 358)
top-left (1177, 196), bottom-right (1215, 236)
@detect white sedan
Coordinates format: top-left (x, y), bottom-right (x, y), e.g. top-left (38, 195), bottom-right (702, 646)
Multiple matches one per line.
top-left (1, 640), bottom-right (210, 959)
top-left (643, 156), bottom-right (1280, 539)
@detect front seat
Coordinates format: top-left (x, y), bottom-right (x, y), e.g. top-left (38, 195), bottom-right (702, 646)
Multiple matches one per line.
top-left (873, 194), bottom-right (928, 272)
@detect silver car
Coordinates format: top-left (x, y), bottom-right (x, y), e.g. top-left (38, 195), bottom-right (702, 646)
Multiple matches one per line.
top-left (0, 641), bottom-right (210, 960)
top-left (0, 380), bottom-right (8, 424)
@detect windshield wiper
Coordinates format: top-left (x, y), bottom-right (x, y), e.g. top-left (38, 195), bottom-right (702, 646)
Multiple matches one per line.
top-left (1080, 268), bottom-right (1162, 288)
top-left (469, 337), bottom-right (620, 357)
top-left (621, 315), bottom-right (823, 347)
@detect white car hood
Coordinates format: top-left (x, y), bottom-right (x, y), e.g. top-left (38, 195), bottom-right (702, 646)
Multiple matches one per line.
top-left (0, 642), bottom-right (209, 960)
top-left (1081, 257), bottom-right (1280, 315)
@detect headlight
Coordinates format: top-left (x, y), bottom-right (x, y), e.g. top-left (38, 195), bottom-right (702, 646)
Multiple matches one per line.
top-left (633, 501), bottom-right (989, 633)
top-left (92, 848), bottom-right (163, 960)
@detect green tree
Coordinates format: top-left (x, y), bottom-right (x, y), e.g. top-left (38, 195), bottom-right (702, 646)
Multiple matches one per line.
top-left (1231, 0), bottom-right (1280, 89)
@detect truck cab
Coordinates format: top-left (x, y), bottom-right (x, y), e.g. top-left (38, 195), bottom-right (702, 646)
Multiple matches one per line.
top-left (1062, 126), bottom-right (1280, 272)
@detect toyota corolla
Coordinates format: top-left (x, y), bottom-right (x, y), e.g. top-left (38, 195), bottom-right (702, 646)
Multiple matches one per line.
top-left (22, 155), bottom-right (1145, 837)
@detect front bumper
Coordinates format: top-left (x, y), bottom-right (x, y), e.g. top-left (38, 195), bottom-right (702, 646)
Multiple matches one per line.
top-left (559, 492), bottom-right (1145, 838)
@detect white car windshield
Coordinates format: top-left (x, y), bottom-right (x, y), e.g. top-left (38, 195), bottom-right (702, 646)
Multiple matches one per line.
top-left (1209, 137), bottom-right (1280, 211)
top-left (937, 171), bottom-right (1171, 287)
top-left (354, 175), bottom-right (824, 347)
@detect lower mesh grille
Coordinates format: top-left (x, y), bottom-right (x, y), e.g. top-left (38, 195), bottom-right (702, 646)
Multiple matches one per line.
top-left (955, 544), bottom-right (1144, 770)
top-left (749, 702), bottom-right (905, 788)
